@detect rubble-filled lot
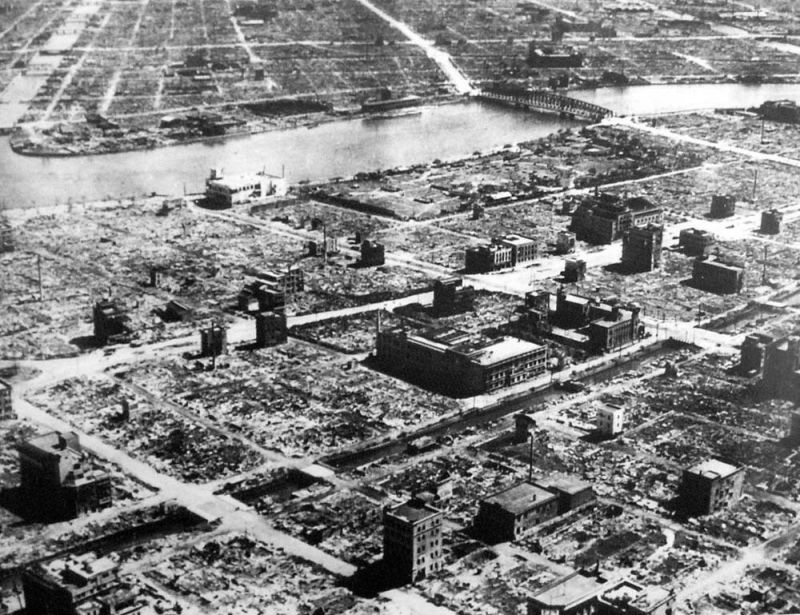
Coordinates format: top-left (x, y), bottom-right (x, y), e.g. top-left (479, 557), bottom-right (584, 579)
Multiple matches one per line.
top-left (26, 376), bottom-right (264, 483)
top-left (690, 565), bottom-right (800, 615)
top-left (116, 340), bottom-right (461, 459)
top-left (145, 532), bottom-right (363, 614)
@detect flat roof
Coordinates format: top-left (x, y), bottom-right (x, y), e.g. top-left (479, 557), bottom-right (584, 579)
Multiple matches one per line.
top-left (21, 431), bottom-right (79, 454)
top-left (498, 233), bottom-right (534, 246)
top-left (601, 581), bottom-right (671, 610)
top-left (483, 481), bottom-right (556, 514)
top-left (539, 476), bottom-right (593, 495)
top-left (697, 257), bottom-right (743, 272)
top-left (40, 553), bottom-right (117, 585)
top-left (532, 571), bottom-right (608, 607)
top-left (387, 501), bottom-right (441, 524)
top-left (687, 459), bottom-right (740, 479)
top-left (464, 337), bottom-right (544, 366)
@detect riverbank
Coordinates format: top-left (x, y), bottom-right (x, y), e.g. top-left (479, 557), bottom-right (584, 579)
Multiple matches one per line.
top-left (8, 94), bottom-right (465, 158)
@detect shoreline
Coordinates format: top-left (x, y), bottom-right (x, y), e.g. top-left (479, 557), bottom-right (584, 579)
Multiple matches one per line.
top-left (7, 94), bottom-right (465, 159)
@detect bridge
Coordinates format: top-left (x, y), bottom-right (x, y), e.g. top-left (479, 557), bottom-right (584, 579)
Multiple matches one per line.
top-left (477, 88), bottom-right (614, 122)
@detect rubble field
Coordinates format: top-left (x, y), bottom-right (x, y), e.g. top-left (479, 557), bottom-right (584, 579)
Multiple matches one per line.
top-left (115, 339), bottom-right (461, 460)
top-left (25, 376), bottom-right (265, 483)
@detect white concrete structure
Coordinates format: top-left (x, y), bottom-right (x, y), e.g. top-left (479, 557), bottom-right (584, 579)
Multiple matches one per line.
top-left (596, 403), bottom-right (624, 436)
top-left (205, 168), bottom-right (287, 207)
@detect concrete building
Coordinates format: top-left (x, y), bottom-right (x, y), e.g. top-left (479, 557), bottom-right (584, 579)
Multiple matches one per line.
top-left (621, 225), bottom-right (662, 272)
top-left (474, 481), bottom-right (559, 542)
top-left (16, 432), bottom-right (112, 521)
top-left (759, 99), bottom-right (800, 123)
top-left (255, 311), bottom-right (287, 347)
top-left (383, 499), bottom-right (443, 584)
top-left (431, 277), bottom-right (475, 317)
top-left (678, 228), bottom-right (716, 257)
top-left (92, 299), bottom-right (130, 345)
top-left (740, 332), bottom-right (774, 374)
top-left (570, 193), bottom-right (662, 245)
top-left (760, 209), bottom-right (783, 235)
top-left (710, 194), bottom-right (736, 218)
top-left (529, 572), bottom-right (673, 615)
top-left (0, 379), bottom-right (12, 419)
top-left (205, 168), bottom-right (287, 208)
top-left (163, 300), bottom-right (192, 322)
top-left (692, 256), bottom-right (745, 294)
top-left (790, 412), bottom-right (800, 444)
top-left (678, 459), bottom-right (744, 516)
top-left (555, 231), bottom-right (576, 255)
top-left (598, 580), bottom-right (675, 615)
top-left (587, 304), bottom-right (642, 353)
top-left (258, 268), bottom-right (305, 294)
top-left (528, 569), bottom-right (611, 615)
top-left (537, 477), bottom-right (595, 515)
top-left (23, 553), bottom-right (139, 615)
top-left (596, 403), bottom-right (625, 436)
top-left (464, 234), bottom-right (537, 273)
top-left (528, 45), bottom-right (584, 67)
top-left (238, 269), bottom-right (301, 313)
top-left (375, 326), bottom-right (548, 396)
top-left (360, 240), bottom-right (385, 267)
top-left (562, 259), bottom-right (586, 283)
top-left (200, 324), bottom-right (227, 357)
top-left (762, 336), bottom-right (800, 401)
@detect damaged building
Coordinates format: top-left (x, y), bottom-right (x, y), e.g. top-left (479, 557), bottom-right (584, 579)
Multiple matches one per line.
top-left (383, 499), bottom-right (443, 584)
top-left (621, 224), bottom-right (663, 272)
top-left (570, 193), bottom-right (662, 245)
top-left (465, 234), bottom-right (537, 273)
top-left (678, 459), bottom-right (744, 517)
top-left (678, 228), bottom-right (715, 257)
top-left (762, 335), bottom-right (800, 401)
top-left (375, 326), bottom-right (547, 396)
top-left (692, 256), bottom-right (745, 294)
top-left (431, 277), bottom-right (476, 317)
top-left (16, 431), bottom-right (112, 521)
top-left (92, 299), bottom-right (130, 345)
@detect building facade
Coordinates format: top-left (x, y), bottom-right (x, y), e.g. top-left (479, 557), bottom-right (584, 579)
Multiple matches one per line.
top-left (760, 209), bottom-right (783, 235)
top-left (360, 240), bottom-right (385, 267)
top-left (255, 311), bottom-right (287, 347)
top-left (710, 194), bottom-right (735, 218)
top-left (762, 336), bottom-right (800, 401)
top-left (465, 234), bottom-right (537, 273)
top-left (740, 332), bottom-right (774, 374)
top-left (383, 500), bottom-right (443, 584)
top-left (93, 300), bottom-right (130, 345)
top-left (431, 278), bottom-right (475, 317)
top-left (679, 228), bottom-right (716, 257)
top-left (200, 324), bottom-right (228, 357)
top-left (16, 432), bottom-right (112, 521)
top-left (596, 404), bottom-right (625, 436)
top-left (205, 168), bottom-right (287, 207)
top-left (474, 482), bottom-right (559, 542)
top-left (678, 459), bottom-right (744, 516)
top-left (621, 225), bottom-right (662, 272)
top-left (0, 379), bottom-right (12, 419)
top-left (692, 257), bottom-right (745, 294)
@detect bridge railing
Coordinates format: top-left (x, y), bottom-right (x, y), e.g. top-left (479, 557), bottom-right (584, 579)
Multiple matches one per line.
top-left (477, 89), bottom-right (614, 121)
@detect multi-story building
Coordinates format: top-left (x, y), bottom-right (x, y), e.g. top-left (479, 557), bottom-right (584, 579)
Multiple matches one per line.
top-left (23, 553), bottom-right (138, 615)
top-left (740, 332), bottom-right (774, 374)
top-left (238, 269), bottom-right (303, 313)
top-left (536, 477), bottom-right (595, 515)
top-left (16, 432), bottom-right (112, 521)
top-left (431, 277), bottom-right (475, 317)
top-left (587, 304), bottom-right (642, 353)
top-left (562, 259), bottom-right (586, 283)
top-left (762, 335), bottom-right (800, 401)
top-left (678, 459), bottom-right (744, 516)
top-left (760, 209), bottom-right (783, 235)
top-left (205, 168), bottom-right (287, 208)
top-left (464, 234), bottom-right (537, 273)
top-left (474, 481), bottom-right (559, 542)
top-left (679, 228), bottom-right (716, 257)
top-left (710, 194), bottom-right (736, 218)
top-left (0, 379), bottom-right (12, 419)
top-left (760, 99), bottom-right (800, 123)
top-left (598, 580), bottom-right (675, 615)
top-left (621, 225), bottom-right (662, 272)
top-left (570, 193), bottom-right (662, 245)
top-left (555, 231), bottom-right (576, 255)
top-left (596, 403), bottom-right (625, 436)
top-left (92, 299), bottom-right (130, 345)
top-left (255, 311), bottom-right (287, 347)
top-left (360, 240), bottom-right (385, 267)
top-left (692, 256), bottom-right (745, 294)
top-left (789, 412), bottom-right (800, 444)
top-left (375, 326), bottom-right (548, 396)
top-left (383, 499), bottom-right (443, 584)
top-left (200, 324), bottom-right (227, 357)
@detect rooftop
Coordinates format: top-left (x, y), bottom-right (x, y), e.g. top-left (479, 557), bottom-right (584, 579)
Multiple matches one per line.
top-left (483, 481), bottom-right (556, 514)
top-left (687, 458), bottom-right (740, 479)
top-left (531, 570), bottom-right (609, 607)
top-left (387, 501), bottom-right (442, 524)
top-left (539, 476), bottom-right (593, 495)
top-left (601, 580), bottom-right (672, 610)
top-left (463, 337), bottom-right (544, 366)
top-left (40, 553), bottom-right (117, 586)
top-left (20, 431), bottom-right (80, 455)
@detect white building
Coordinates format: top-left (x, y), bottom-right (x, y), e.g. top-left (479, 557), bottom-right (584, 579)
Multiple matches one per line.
top-left (596, 403), bottom-right (624, 436)
top-left (205, 168), bottom-right (287, 207)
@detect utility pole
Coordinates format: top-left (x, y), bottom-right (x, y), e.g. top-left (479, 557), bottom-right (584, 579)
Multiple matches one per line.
top-left (528, 432), bottom-right (534, 482)
top-left (752, 168), bottom-right (758, 202)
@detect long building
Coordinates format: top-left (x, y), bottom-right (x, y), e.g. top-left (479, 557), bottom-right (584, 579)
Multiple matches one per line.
top-left (465, 234), bottom-right (537, 273)
top-left (692, 256), bottom-right (745, 294)
top-left (205, 168), bottom-right (287, 208)
top-left (375, 326), bottom-right (547, 396)
top-left (570, 193), bottom-right (662, 244)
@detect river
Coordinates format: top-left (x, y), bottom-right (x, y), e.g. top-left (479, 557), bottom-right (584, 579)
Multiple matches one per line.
top-left (3, 82), bottom-right (800, 210)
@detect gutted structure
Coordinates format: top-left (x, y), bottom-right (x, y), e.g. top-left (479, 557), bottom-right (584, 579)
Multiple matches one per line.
top-left (678, 459), bottom-right (744, 516)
